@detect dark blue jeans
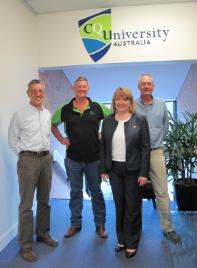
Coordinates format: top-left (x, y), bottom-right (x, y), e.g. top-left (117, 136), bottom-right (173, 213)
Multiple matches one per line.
top-left (65, 157), bottom-right (106, 227)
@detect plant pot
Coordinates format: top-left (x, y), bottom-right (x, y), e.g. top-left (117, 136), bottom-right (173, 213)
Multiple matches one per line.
top-left (174, 179), bottom-right (197, 211)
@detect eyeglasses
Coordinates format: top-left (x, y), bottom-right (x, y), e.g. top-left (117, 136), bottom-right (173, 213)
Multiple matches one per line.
top-left (29, 89), bottom-right (44, 95)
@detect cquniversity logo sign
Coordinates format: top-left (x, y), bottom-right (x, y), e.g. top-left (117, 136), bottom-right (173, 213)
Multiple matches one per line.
top-left (78, 9), bottom-right (112, 62)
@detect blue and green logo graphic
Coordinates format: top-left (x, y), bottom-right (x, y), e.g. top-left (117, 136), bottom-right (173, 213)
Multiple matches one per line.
top-left (78, 9), bottom-right (112, 62)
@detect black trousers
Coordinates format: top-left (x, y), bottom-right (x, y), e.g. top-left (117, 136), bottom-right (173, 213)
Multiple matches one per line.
top-left (109, 161), bottom-right (142, 249)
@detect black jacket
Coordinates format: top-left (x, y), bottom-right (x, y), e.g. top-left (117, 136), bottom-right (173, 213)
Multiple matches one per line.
top-left (100, 113), bottom-right (150, 177)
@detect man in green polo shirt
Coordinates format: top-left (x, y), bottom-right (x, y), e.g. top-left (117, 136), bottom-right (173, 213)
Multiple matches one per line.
top-left (51, 76), bottom-right (110, 238)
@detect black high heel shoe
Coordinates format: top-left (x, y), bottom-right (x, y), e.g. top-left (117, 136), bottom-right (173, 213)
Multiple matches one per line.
top-left (125, 249), bottom-right (137, 258)
top-left (115, 244), bottom-right (126, 252)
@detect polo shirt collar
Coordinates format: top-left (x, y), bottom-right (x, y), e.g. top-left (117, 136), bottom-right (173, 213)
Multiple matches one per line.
top-left (139, 95), bottom-right (154, 105)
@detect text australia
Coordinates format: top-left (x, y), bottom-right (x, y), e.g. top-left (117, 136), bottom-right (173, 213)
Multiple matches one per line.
top-left (112, 28), bottom-right (170, 46)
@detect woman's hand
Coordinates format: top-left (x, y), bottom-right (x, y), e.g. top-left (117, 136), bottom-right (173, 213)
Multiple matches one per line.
top-left (138, 176), bottom-right (148, 186)
top-left (101, 173), bottom-right (109, 182)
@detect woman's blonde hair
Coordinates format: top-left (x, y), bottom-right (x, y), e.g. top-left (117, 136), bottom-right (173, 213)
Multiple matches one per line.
top-left (111, 87), bottom-right (136, 114)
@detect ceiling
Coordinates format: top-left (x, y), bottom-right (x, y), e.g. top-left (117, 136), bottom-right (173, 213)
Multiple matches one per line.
top-left (21, 0), bottom-right (197, 14)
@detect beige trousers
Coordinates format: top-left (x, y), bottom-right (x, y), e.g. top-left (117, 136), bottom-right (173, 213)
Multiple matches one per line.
top-left (149, 148), bottom-right (174, 233)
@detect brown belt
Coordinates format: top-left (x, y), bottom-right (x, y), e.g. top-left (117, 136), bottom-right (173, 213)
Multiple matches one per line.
top-left (19, 150), bottom-right (49, 157)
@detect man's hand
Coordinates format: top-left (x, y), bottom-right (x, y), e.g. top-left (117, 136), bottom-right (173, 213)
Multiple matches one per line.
top-left (51, 125), bottom-right (70, 146)
top-left (60, 137), bottom-right (70, 146)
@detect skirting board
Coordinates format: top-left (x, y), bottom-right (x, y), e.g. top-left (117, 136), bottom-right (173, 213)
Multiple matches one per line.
top-left (0, 222), bottom-right (18, 252)
top-left (0, 202), bottom-right (37, 252)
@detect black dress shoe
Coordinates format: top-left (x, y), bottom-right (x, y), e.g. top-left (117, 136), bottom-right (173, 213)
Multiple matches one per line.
top-left (115, 244), bottom-right (126, 252)
top-left (125, 249), bottom-right (137, 258)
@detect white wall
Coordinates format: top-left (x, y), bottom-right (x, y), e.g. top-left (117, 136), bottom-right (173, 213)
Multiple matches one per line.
top-left (0, 0), bottom-right (38, 251)
top-left (36, 2), bottom-right (197, 67)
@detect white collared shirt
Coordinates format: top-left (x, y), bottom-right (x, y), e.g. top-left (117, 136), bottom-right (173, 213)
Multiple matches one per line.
top-left (8, 103), bottom-right (51, 154)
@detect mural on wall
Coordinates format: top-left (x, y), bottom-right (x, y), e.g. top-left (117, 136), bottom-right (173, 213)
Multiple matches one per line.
top-left (78, 9), bottom-right (112, 62)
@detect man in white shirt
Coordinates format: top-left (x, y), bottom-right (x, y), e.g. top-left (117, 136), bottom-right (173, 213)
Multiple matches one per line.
top-left (8, 79), bottom-right (58, 263)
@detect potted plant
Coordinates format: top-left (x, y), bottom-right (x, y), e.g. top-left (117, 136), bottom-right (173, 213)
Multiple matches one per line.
top-left (164, 111), bottom-right (197, 211)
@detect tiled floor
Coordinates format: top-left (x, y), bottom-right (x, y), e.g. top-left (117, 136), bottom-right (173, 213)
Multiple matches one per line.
top-left (47, 164), bottom-right (197, 267)
top-left (168, 211), bottom-right (197, 268)
top-left (0, 200), bottom-right (197, 268)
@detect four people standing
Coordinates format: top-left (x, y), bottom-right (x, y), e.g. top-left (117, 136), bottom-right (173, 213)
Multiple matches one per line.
top-left (51, 76), bottom-right (110, 238)
top-left (136, 74), bottom-right (181, 243)
top-left (100, 87), bottom-right (150, 258)
top-left (8, 79), bottom-right (58, 263)
top-left (8, 74), bottom-right (180, 262)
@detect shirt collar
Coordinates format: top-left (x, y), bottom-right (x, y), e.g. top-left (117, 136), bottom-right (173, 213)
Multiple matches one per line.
top-left (139, 95), bottom-right (154, 106)
top-left (71, 97), bottom-right (92, 107)
top-left (29, 103), bottom-right (44, 111)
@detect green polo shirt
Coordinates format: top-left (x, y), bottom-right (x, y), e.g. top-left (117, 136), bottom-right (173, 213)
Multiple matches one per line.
top-left (52, 98), bottom-right (111, 162)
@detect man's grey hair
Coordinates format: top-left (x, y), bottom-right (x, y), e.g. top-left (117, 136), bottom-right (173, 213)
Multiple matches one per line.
top-left (74, 76), bottom-right (89, 86)
top-left (138, 74), bottom-right (155, 86)
top-left (27, 79), bottom-right (45, 91)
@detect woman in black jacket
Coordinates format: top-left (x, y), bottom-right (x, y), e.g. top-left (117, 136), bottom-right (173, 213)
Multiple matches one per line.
top-left (100, 87), bottom-right (150, 258)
